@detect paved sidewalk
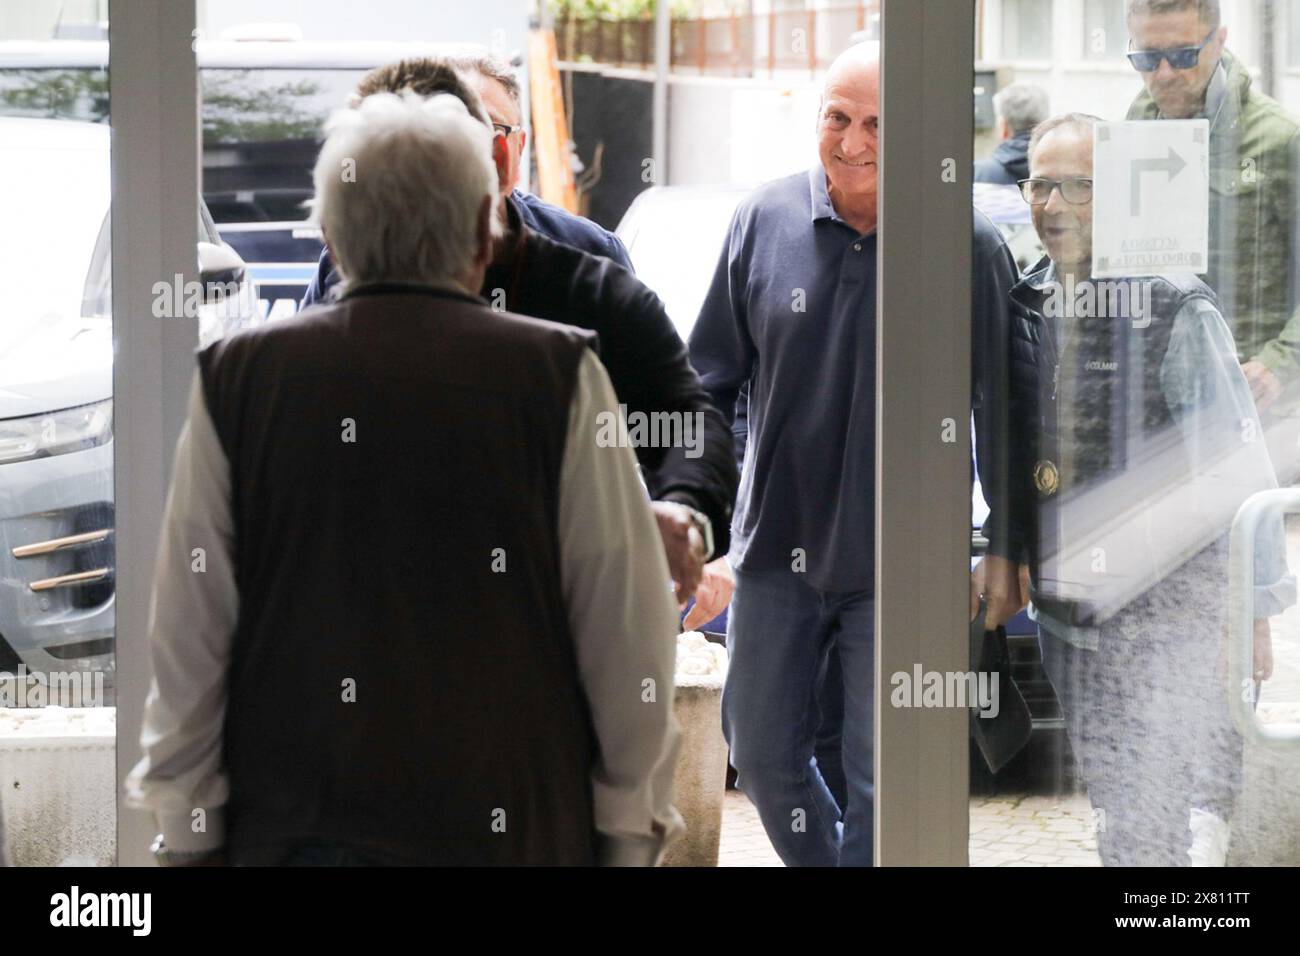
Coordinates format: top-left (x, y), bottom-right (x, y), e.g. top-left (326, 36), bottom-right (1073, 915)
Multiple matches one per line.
top-left (717, 789), bottom-right (1101, 866)
top-left (969, 793), bottom-right (1100, 866)
top-left (717, 790), bottom-right (783, 866)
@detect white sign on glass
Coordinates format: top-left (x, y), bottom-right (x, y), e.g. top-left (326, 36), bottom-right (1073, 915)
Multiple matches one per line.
top-left (1092, 120), bottom-right (1209, 278)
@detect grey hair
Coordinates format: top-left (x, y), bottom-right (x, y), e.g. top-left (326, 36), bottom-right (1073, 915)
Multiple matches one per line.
top-left (993, 83), bottom-right (1049, 136)
top-left (1028, 112), bottom-right (1103, 160)
top-left (453, 52), bottom-right (521, 110)
top-left (1127, 0), bottom-right (1221, 30)
top-left (313, 91), bottom-right (498, 288)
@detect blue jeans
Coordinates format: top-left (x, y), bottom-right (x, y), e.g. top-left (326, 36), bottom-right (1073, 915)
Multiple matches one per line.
top-left (723, 563), bottom-right (875, 866)
top-left (815, 647), bottom-right (849, 809)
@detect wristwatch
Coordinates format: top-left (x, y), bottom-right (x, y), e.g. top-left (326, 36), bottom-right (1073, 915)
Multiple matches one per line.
top-left (679, 505), bottom-right (715, 562)
top-left (150, 834), bottom-right (220, 867)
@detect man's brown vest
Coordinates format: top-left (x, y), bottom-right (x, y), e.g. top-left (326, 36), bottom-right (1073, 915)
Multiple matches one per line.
top-left (198, 284), bottom-right (600, 864)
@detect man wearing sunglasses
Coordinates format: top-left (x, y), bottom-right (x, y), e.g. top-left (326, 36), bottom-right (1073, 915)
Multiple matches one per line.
top-left (1125, 0), bottom-right (1300, 425)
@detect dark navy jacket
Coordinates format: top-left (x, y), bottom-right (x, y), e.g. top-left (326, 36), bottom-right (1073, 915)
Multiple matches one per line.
top-left (515, 189), bottom-right (633, 271)
top-left (972, 209), bottom-right (1024, 559)
top-left (974, 131), bottom-right (1031, 186)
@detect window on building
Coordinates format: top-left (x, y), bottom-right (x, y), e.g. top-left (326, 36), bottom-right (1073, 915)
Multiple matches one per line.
top-left (1083, 0), bottom-right (1127, 60)
top-left (1002, 0), bottom-right (1053, 60)
top-left (1289, 0), bottom-right (1300, 66)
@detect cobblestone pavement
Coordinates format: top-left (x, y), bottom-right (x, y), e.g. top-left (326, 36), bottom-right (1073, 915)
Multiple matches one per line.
top-left (717, 789), bottom-right (1101, 866)
top-left (969, 793), bottom-right (1100, 866)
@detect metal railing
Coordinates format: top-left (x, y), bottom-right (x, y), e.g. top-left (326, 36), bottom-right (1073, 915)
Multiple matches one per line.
top-left (555, 2), bottom-right (878, 79)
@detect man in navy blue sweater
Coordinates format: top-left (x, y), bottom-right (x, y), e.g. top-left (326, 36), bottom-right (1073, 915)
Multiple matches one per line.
top-left (689, 42), bottom-right (883, 867)
top-left (690, 41), bottom-right (1022, 865)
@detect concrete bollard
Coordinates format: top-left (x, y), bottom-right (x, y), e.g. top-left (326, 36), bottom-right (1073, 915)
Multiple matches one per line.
top-left (0, 707), bottom-right (115, 867)
top-left (661, 633), bottom-right (729, 867)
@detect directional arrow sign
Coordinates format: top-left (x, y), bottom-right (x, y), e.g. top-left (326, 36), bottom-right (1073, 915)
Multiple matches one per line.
top-left (1130, 146), bottom-right (1188, 216)
top-left (1093, 120), bottom-right (1208, 278)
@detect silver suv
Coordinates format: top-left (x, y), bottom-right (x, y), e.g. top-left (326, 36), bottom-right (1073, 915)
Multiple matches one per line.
top-left (0, 116), bottom-right (258, 699)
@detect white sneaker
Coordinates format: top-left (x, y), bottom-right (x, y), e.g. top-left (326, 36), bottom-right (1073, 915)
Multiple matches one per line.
top-left (1187, 808), bottom-right (1230, 866)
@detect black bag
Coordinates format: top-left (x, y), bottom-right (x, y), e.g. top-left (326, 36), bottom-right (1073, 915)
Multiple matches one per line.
top-left (969, 602), bottom-right (1033, 774)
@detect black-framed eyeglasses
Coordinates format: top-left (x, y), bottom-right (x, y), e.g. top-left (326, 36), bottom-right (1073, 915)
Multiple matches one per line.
top-left (492, 122), bottom-right (523, 137)
top-left (1017, 177), bottom-right (1094, 205)
top-left (1125, 27), bottom-right (1216, 72)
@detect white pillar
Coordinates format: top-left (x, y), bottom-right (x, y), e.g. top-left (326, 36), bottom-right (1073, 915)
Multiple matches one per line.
top-left (110, 0), bottom-right (199, 867)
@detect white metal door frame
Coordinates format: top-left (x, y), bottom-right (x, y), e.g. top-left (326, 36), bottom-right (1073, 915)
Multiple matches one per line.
top-left (110, 0), bottom-right (199, 867)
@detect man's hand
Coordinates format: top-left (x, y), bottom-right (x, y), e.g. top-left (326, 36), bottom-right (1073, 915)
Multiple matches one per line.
top-left (972, 554), bottom-right (1028, 629)
top-left (1242, 360), bottom-right (1283, 410)
top-left (651, 501), bottom-right (707, 606)
top-left (683, 556), bottom-right (735, 630)
top-left (1254, 617), bottom-right (1274, 683)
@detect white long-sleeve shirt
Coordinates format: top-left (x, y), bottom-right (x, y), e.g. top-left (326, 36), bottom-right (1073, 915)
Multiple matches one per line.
top-left (124, 349), bottom-right (684, 865)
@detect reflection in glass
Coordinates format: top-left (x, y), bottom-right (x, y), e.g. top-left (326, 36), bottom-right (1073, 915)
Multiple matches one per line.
top-left (972, 0), bottom-right (1300, 867)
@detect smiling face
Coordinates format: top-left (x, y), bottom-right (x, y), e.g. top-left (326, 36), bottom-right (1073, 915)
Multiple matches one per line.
top-left (817, 47), bottom-right (880, 220)
top-left (1128, 6), bottom-right (1226, 119)
top-left (1030, 125), bottom-right (1094, 273)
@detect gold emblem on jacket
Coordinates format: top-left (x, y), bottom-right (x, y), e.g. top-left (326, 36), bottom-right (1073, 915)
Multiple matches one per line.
top-left (1034, 459), bottom-right (1060, 496)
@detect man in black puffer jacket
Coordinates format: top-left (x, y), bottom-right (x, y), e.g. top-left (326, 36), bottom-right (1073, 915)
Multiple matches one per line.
top-left (992, 112), bottom-right (1294, 866)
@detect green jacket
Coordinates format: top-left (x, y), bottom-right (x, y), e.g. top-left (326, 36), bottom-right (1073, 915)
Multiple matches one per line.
top-left (1128, 49), bottom-right (1300, 381)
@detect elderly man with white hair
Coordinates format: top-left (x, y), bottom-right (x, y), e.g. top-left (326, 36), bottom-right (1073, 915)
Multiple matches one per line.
top-left (126, 91), bottom-right (683, 866)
